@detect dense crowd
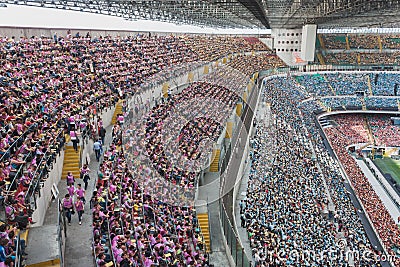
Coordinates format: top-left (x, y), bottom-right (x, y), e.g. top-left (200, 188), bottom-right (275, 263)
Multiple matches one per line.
top-left (179, 35), bottom-right (269, 62)
top-left (294, 72), bottom-right (400, 112)
top-left (91, 123), bottom-right (209, 267)
top-left (319, 32), bottom-right (400, 65)
top-left (227, 54), bottom-right (285, 76)
top-left (0, 33), bottom-right (270, 204)
top-left (320, 33), bottom-right (400, 50)
top-left (348, 34), bottom-right (380, 49)
top-left (323, 53), bottom-right (358, 65)
top-left (242, 77), bottom-right (387, 266)
top-left (242, 37), bottom-right (271, 51)
top-left (144, 81), bottom-right (237, 188)
top-left (90, 53), bottom-right (284, 266)
top-left (368, 115), bottom-right (400, 147)
top-left (324, 115), bottom-right (400, 266)
top-left (0, 31), bottom-right (274, 266)
top-left (381, 34), bottom-right (400, 49)
top-left (320, 33), bottom-right (347, 50)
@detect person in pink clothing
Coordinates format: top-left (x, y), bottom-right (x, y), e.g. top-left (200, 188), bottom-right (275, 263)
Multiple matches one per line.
top-left (69, 128), bottom-right (78, 152)
top-left (75, 198), bottom-right (84, 225)
top-left (62, 194), bottom-right (74, 226)
top-left (75, 184), bottom-right (85, 204)
top-left (67, 185), bottom-right (75, 200)
top-left (66, 171), bottom-right (75, 186)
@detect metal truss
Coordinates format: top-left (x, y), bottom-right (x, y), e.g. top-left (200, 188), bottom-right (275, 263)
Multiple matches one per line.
top-left (2, 0), bottom-right (400, 29)
top-left (264, 0), bottom-right (400, 29)
top-left (1, 0), bottom-right (269, 29)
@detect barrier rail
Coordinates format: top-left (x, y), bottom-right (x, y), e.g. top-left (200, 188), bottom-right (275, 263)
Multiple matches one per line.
top-left (217, 75), bottom-right (259, 267)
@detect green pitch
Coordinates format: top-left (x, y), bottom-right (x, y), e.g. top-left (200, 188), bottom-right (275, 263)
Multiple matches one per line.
top-left (374, 157), bottom-right (400, 184)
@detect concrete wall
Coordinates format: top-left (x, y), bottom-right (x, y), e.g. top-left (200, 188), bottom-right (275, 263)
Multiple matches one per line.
top-left (0, 26), bottom-right (264, 38)
top-left (32, 150), bottom-right (65, 226)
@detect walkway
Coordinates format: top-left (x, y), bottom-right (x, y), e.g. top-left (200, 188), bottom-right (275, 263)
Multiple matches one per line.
top-left (232, 99), bottom-right (274, 264)
top-left (42, 125), bottom-right (114, 267)
top-left (233, 159), bottom-right (253, 262)
top-left (355, 158), bottom-right (400, 221)
top-left (197, 172), bottom-right (231, 266)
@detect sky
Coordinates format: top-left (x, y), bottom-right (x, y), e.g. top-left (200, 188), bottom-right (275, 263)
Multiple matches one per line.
top-left (0, 4), bottom-right (272, 35)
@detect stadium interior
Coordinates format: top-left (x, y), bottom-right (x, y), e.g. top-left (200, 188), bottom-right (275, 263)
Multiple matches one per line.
top-left (1, 1), bottom-right (400, 267)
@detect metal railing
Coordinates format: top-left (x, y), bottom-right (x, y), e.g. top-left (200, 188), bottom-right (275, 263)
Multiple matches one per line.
top-left (25, 129), bottom-right (64, 210)
top-left (215, 76), bottom-right (259, 267)
top-left (0, 124), bottom-right (36, 163)
top-left (220, 201), bottom-right (251, 267)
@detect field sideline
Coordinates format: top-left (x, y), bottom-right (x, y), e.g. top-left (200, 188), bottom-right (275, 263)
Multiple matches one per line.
top-left (374, 157), bottom-right (400, 184)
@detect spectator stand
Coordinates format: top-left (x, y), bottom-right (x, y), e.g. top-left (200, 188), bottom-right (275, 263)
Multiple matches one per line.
top-left (2, 30), bottom-right (282, 266)
top-left (322, 118), bottom-right (399, 266)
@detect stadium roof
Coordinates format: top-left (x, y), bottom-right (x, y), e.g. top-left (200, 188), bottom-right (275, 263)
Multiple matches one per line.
top-left (3, 0), bottom-right (400, 29)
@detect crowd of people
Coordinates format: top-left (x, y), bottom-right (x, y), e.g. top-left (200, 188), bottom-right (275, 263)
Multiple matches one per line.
top-left (91, 117), bottom-right (209, 267)
top-left (323, 53), bottom-right (358, 65)
top-left (368, 115), bottom-right (400, 147)
top-left (227, 54), bottom-right (285, 76)
top-left (318, 33), bottom-right (400, 65)
top-left (144, 81), bottom-right (237, 188)
top-left (179, 35), bottom-right (270, 62)
top-left (381, 34), bottom-right (400, 49)
top-left (321, 33), bottom-right (400, 50)
top-left (242, 77), bottom-right (387, 266)
top-left (295, 73), bottom-right (368, 96)
top-left (0, 31), bottom-right (275, 266)
top-left (324, 115), bottom-right (400, 266)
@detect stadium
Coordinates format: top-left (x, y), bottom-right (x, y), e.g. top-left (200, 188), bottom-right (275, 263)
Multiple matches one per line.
top-left (1, 1), bottom-right (400, 267)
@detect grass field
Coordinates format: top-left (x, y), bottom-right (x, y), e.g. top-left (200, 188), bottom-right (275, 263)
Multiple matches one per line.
top-left (374, 157), bottom-right (400, 184)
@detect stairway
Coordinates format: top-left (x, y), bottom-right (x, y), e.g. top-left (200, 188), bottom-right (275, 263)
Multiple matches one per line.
top-left (363, 117), bottom-right (375, 145)
top-left (345, 35), bottom-right (350, 50)
top-left (317, 53), bottom-right (325, 65)
top-left (197, 213), bottom-right (211, 253)
top-left (378, 35), bottom-right (383, 51)
top-left (209, 149), bottom-right (220, 172)
top-left (111, 100), bottom-right (123, 125)
top-left (26, 259), bottom-right (60, 267)
top-left (318, 34), bottom-right (326, 50)
top-left (61, 146), bottom-right (81, 179)
top-left (367, 75), bottom-right (373, 96)
top-left (323, 75), bottom-right (336, 95)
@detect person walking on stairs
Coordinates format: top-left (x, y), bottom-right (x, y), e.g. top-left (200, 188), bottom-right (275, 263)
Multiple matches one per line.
top-left (93, 140), bottom-right (102, 162)
top-left (99, 127), bottom-right (106, 146)
top-left (80, 164), bottom-right (91, 190)
top-left (70, 128), bottom-right (79, 152)
top-left (62, 194), bottom-right (74, 226)
top-left (75, 197), bottom-right (84, 225)
top-left (76, 184), bottom-right (86, 204)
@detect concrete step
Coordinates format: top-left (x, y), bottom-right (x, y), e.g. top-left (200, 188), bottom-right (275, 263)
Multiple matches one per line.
top-left (26, 259), bottom-right (60, 267)
top-left (197, 213), bottom-right (211, 253)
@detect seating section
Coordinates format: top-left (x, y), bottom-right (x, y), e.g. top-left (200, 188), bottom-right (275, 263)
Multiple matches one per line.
top-left (382, 34), bottom-right (400, 49)
top-left (293, 72), bottom-right (400, 111)
top-left (348, 34), bottom-right (380, 49)
top-left (0, 32), bottom-right (276, 266)
top-left (179, 35), bottom-right (269, 62)
top-left (242, 77), bottom-right (389, 266)
top-left (144, 82), bottom-right (238, 188)
top-left (318, 33), bottom-right (400, 65)
top-left (368, 115), bottom-right (400, 147)
top-left (242, 37), bottom-right (270, 51)
top-left (321, 33), bottom-right (347, 49)
top-left (324, 115), bottom-right (400, 265)
top-left (242, 76), bottom-right (400, 266)
top-left (227, 54), bottom-right (285, 76)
